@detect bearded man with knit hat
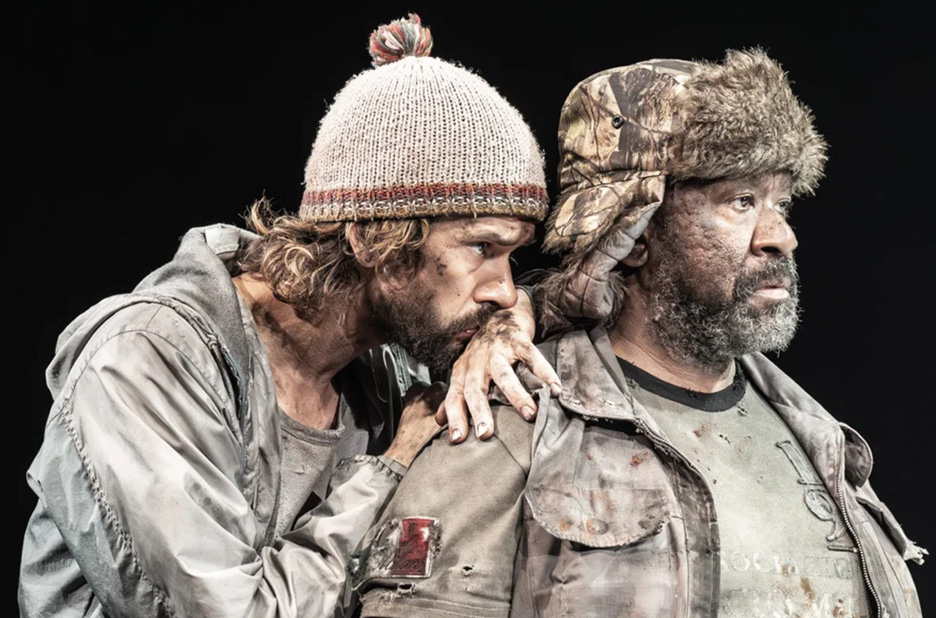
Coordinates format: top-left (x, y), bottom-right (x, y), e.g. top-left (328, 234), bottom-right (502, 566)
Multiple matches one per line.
top-left (355, 51), bottom-right (925, 618)
top-left (18, 15), bottom-right (562, 618)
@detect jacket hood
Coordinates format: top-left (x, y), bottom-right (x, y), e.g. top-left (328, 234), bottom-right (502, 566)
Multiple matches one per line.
top-left (46, 225), bottom-right (256, 400)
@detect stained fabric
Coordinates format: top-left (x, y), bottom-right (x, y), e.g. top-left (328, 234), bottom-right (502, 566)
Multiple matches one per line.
top-left (356, 327), bottom-right (924, 618)
top-left (637, 375), bottom-right (869, 617)
top-left (20, 225), bottom-right (410, 618)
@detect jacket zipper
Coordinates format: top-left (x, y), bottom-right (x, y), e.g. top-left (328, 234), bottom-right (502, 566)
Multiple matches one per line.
top-left (632, 418), bottom-right (714, 500)
top-left (835, 454), bottom-right (886, 618)
top-left (631, 416), bottom-right (719, 618)
top-left (632, 416), bottom-right (886, 618)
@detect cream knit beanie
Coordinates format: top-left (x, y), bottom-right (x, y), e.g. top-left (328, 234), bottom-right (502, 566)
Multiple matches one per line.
top-left (299, 14), bottom-right (548, 222)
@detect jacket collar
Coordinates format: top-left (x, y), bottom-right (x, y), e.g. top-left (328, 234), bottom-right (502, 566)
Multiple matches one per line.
top-left (741, 354), bottom-right (873, 488)
top-left (552, 327), bottom-right (873, 487)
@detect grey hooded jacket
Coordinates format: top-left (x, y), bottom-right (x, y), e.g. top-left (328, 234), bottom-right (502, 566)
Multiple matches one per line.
top-left (19, 225), bottom-right (419, 618)
top-left (357, 328), bottom-right (925, 618)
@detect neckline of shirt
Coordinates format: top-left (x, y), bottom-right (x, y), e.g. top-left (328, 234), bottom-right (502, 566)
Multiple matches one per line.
top-left (616, 356), bottom-right (746, 412)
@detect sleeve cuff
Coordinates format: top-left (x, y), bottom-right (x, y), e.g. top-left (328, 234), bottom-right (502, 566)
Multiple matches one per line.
top-left (376, 455), bottom-right (408, 478)
top-left (334, 454), bottom-right (407, 481)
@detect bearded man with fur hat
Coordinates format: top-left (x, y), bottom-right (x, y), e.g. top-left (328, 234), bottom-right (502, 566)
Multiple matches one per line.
top-left (353, 50), bottom-right (925, 618)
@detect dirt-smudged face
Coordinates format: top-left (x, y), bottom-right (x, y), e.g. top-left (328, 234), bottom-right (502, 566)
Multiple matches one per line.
top-left (371, 215), bottom-right (535, 373)
top-left (641, 171), bottom-right (800, 368)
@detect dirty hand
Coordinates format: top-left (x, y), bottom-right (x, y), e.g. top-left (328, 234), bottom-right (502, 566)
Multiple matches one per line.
top-left (384, 381), bottom-right (447, 467)
top-left (438, 290), bottom-right (562, 443)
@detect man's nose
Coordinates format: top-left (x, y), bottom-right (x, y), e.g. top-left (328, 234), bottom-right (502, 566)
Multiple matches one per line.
top-left (474, 263), bottom-right (518, 309)
top-left (751, 207), bottom-right (798, 257)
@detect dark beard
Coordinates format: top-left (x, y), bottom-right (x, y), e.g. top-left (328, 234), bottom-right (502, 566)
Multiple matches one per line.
top-left (648, 255), bottom-right (801, 370)
top-left (372, 284), bottom-right (498, 375)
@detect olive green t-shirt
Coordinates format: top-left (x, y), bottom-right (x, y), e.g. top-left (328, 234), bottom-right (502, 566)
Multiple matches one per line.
top-left (619, 358), bottom-right (870, 618)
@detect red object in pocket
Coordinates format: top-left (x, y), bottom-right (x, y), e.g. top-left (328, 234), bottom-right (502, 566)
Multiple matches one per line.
top-left (390, 517), bottom-right (439, 577)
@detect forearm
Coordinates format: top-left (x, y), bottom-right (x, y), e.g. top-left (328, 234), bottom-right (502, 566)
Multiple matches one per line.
top-left (23, 327), bottom-right (403, 618)
top-left (255, 456), bottom-right (406, 617)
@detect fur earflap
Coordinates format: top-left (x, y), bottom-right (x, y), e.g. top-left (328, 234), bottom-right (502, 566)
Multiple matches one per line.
top-left (673, 48), bottom-right (828, 195)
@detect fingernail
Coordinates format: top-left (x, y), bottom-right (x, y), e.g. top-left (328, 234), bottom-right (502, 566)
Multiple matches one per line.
top-left (476, 422), bottom-right (489, 437)
top-left (550, 382), bottom-right (563, 396)
top-left (451, 427), bottom-right (463, 442)
top-left (521, 406), bottom-right (535, 420)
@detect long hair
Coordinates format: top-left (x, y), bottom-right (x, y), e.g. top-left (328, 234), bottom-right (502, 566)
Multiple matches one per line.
top-left (237, 197), bottom-right (431, 319)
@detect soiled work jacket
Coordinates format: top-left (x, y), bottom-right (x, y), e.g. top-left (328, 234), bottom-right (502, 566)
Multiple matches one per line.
top-left (19, 225), bottom-right (418, 618)
top-left (357, 328), bottom-right (925, 618)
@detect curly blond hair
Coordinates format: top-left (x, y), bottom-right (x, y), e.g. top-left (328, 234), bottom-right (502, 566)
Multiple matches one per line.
top-left (238, 198), bottom-right (431, 319)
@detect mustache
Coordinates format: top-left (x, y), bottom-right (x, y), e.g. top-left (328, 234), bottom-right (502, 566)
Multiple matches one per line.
top-left (734, 257), bottom-right (799, 301)
top-left (446, 302), bottom-right (500, 335)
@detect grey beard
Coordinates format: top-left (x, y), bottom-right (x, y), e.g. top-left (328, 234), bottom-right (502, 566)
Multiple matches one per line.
top-left (648, 257), bottom-right (801, 370)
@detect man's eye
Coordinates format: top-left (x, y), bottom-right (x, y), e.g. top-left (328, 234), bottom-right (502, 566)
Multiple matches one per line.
top-left (471, 242), bottom-right (488, 254)
top-left (776, 200), bottom-right (793, 217)
top-left (730, 195), bottom-right (755, 211)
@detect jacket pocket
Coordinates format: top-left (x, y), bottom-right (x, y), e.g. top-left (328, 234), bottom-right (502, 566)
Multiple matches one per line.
top-left (855, 490), bottom-right (927, 565)
top-left (853, 489), bottom-right (925, 617)
top-left (526, 485), bottom-right (670, 549)
top-left (524, 415), bottom-right (674, 548)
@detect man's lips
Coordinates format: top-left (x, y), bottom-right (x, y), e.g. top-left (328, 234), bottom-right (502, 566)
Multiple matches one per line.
top-left (454, 327), bottom-right (478, 341)
top-left (753, 278), bottom-right (791, 299)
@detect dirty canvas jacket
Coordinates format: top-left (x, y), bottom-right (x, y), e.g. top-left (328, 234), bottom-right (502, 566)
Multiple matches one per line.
top-left (356, 327), bottom-right (924, 618)
top-left (20, 225), bottom-right (416, 618)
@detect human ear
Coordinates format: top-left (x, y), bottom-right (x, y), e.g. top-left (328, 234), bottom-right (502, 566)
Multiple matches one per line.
top-left (620, 218), bottom-right (655, 268)
top-left (347, 223), bottom-right (378, 268)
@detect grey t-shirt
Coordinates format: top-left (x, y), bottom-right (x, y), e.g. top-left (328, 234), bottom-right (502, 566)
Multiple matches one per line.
top-left (619, 358), bottom-right (870, 618)
top-left (235, 289), bottom-right (373, 536)
top-left (275, 396), bottom-right (370, 536)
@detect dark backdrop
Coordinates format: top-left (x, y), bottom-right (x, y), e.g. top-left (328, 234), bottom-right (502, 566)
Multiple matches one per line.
top-left (10, 2), bottom-right (933, 613)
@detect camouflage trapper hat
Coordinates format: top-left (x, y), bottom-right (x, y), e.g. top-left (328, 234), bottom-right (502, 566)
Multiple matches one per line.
top-left (543, 50), bottom-right (827, 321)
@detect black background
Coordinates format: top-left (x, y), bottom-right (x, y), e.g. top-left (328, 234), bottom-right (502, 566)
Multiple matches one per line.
top-left (10, 2), bottom-right (933, 613)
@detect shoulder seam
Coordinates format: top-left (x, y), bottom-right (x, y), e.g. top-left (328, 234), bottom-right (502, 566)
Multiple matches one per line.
top-left (54, 313), bottom-right (233, 422)
top-left (490, 412), bottom-right (532, 474)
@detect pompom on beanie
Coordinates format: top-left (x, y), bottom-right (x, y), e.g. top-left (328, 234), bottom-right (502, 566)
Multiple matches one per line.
top-left (300, 14), bottom-right (548, 223)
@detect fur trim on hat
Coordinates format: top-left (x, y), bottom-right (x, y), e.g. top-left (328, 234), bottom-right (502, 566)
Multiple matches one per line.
top-left (672, 48), bottom-right (828, 195)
